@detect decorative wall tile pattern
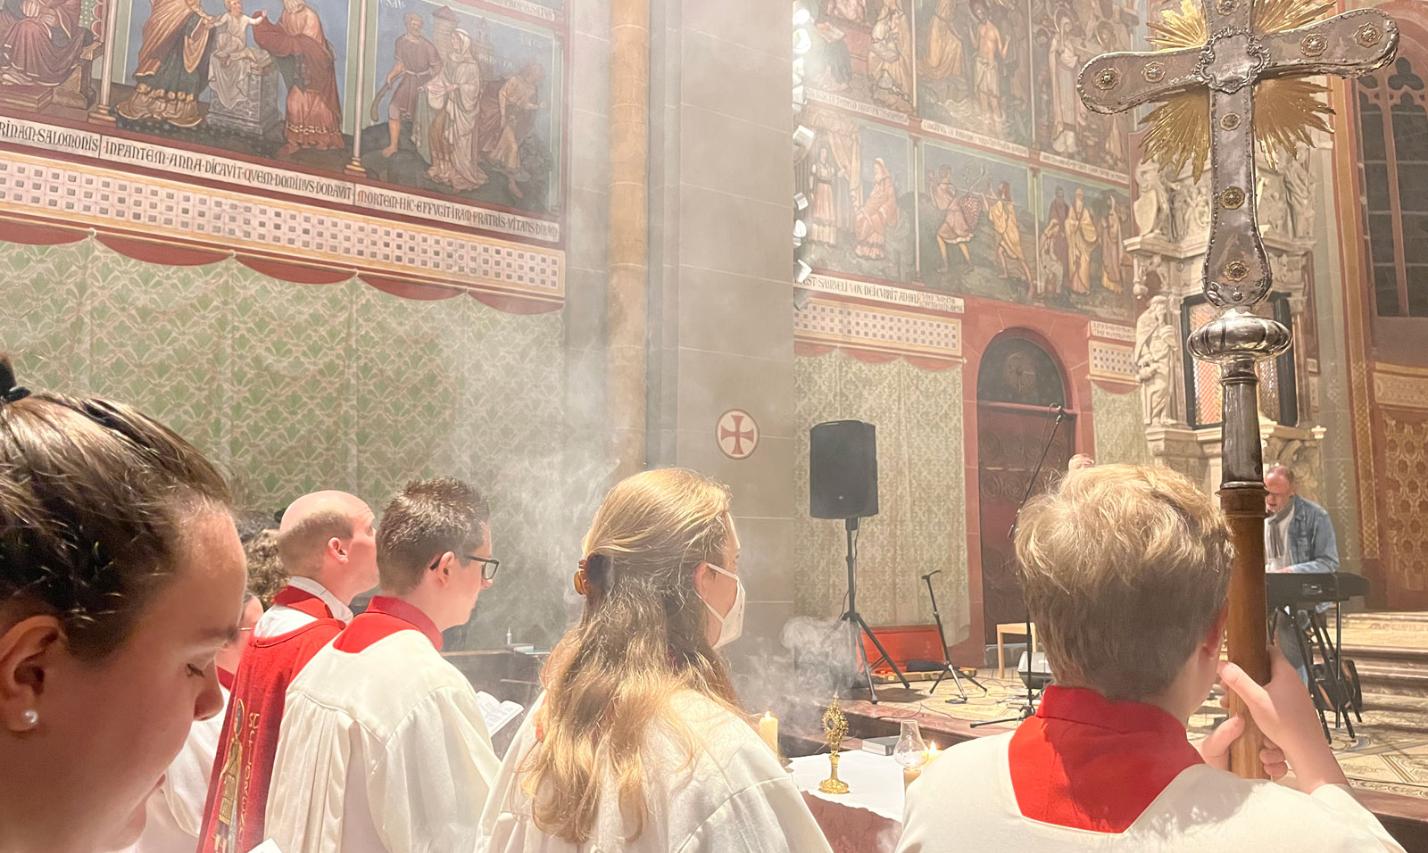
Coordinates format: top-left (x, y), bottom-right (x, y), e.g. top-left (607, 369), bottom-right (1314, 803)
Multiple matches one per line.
top-left (1088, 340), bottom-right (1136, 383)
top-left (792, 350), bottom-right (969, 639)
top-left (795, 297), bottom-right (962, 358)
top-left (0, 236), bottom-right (568, 649)
top-left (1382, 415), bottom-right (1428, 595)
top-left (1374, 369), bottom-right (1428, 411)
top-left (0, 156), bottom-right (565, 302)
top-left (1091, 384), bottom-right (1151, 466)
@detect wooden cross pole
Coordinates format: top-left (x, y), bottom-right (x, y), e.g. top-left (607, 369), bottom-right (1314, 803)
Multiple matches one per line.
top-left (1076, 0), bottom-right (1397, 779)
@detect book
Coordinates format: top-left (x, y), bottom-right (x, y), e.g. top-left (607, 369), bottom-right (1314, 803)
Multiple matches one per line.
top-left (474, 690), bottom-right (524, 736)
top-left (861, 735), bottom-right (898, 756)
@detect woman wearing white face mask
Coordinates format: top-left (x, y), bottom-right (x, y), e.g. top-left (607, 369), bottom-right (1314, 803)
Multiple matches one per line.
top-left (481, 468), bottom-right (833, 853)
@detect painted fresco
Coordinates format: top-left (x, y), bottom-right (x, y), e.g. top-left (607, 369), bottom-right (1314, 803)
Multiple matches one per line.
top-left (808, 0), bottom-right (917, 117)
top-left (361, 1), bottom-right (560, 212)
top-left (795, 0), bottom-right (1140, 327)
top-left (0, 0), bottom-right (565, 230)
top-left (798, 107), bottom-right (916, 282)
top-left (1037, 171), bottom-right (1132, 321)
top-left (917, 139), bottom-right (1034, 301)
top-left (1031, 0), bottom-right (1134, 175)
top-left (915, 0), bottom-right (1032, 148)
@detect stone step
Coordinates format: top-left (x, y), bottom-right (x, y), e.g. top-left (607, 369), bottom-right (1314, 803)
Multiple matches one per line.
top-left (1340, 612), bottom-right (1428, 649)
top-left (1354, 660), bottom-right (1428, 697)
top-left (1342, 644), bottom-right (1428, 666)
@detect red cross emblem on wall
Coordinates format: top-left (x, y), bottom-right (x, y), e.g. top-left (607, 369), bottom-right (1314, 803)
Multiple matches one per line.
top-left (716, 409), bottom-right (759, 460)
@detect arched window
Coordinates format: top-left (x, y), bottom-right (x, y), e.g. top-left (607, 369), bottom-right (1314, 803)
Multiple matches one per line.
top-left (1357, 47), bottom-right (1428, 318)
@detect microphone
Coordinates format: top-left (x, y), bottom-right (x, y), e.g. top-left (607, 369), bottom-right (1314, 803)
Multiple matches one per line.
top-left (921, 569), bottom-right (943, 580)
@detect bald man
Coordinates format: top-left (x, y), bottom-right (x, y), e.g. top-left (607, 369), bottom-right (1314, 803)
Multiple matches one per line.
top-left (198, 491), bottom-right (378, 853)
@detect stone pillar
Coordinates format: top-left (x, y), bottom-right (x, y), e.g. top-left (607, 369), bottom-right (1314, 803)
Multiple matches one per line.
top-left (648, 0), bottom-right (797, 651)
top-left (607, 0), bottom-right (650, 478)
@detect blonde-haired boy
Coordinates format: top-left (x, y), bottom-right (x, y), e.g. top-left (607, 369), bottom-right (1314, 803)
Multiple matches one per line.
top-left (898, 465), bottom-right (1401, 852)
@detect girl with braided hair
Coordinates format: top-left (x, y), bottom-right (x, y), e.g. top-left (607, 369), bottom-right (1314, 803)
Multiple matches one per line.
top-left (0, 355), bottom-right (246, 853)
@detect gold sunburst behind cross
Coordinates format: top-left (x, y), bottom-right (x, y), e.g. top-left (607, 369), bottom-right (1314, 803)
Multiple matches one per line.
top-left (1142, 0), bottom-right (1337, 179)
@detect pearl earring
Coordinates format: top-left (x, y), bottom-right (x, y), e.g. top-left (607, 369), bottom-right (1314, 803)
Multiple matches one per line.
top-left (19, 709), bottom-right (38, 729)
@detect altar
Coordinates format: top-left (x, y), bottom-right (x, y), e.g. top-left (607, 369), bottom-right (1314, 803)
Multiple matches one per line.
top-left (790, 751), bottom-right (905, 853)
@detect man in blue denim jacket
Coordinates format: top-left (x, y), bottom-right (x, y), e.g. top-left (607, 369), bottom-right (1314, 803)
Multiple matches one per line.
top-left (1265, 464), bottom-right (1339, 681)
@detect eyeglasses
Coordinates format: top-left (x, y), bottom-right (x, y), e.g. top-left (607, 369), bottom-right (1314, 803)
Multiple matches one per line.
top-left (427, 554), bottom-right (501, 580)
top-left (465, 555), bottom-right (500, 580)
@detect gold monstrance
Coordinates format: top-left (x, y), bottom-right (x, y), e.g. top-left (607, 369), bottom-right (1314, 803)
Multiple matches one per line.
top-left (818, 697), bottom-right (850, 795)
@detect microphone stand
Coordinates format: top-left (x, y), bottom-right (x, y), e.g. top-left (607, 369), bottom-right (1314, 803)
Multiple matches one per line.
top-left (972, 403), bottom-right (1066, 729)
top-left (924, 569), bottom-right (986, 703)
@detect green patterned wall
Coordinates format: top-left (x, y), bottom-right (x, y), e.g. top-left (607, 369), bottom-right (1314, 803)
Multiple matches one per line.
top-left (0, 236), bottom-right (570, 648)
top-left (793, 350), bottom-right (969, 641)
top-left (1091, 384), bottom-right (1151, 467)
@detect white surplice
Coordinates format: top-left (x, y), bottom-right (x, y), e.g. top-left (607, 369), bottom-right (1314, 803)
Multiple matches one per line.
top-left (481, 690), bottom-right (834, 853)
top-left (264, 627), bottom-right (500, 853)
top-left (896, 732), bottom-right (1405, 852)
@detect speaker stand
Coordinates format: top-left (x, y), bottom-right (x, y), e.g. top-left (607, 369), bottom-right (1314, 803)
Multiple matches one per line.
top-left (836, 517), bottom-right (909, 704)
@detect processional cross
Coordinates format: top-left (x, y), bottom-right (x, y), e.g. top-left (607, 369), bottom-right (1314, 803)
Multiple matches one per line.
top-left (1077, 0), bottom-right (1397, 778)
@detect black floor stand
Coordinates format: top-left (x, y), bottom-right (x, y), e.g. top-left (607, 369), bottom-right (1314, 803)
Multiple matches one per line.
top-left (1272, 604), bottom-right (1362, 743)
top-left (924, 569), bottom-right (986, 703)
top-left (836, 517), bottom-right (909, 704)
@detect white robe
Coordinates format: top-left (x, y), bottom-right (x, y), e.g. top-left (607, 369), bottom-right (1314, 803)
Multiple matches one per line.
top-left (255, 576), bottom-right (352, 638)
top-left (481, 690), bottom-right (833, 853)
top-left (125, 687), bottom-right (229, 853)
top-left (896, 732), bottom-right (1404, 852)
top-left (264, 629), bottom-right (500, 853)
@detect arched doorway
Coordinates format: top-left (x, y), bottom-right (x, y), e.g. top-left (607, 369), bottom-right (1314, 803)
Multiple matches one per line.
top-left (976, 333), bottom-right (1075, 644)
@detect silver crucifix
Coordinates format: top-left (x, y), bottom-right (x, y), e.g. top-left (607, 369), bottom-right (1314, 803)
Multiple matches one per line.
top-left (1077, 3), bottom-right (1397, 308)
top-left (1076, 0), bottom-right (1399, 780)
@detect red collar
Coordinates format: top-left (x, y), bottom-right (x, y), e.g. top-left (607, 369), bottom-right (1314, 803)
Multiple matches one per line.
top-left (333, 595), bottom-right (444, 653)
top-left (272, 584), bottom-right (335, 620)
top-left (1009, 685), bottom-right (1203, 833)
top-left (218, 667), bottom-right (236, 691)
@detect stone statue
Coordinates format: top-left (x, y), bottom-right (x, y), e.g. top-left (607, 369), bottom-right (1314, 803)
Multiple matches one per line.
top-left (1133, 158), bottom-right (1166, 238)
top-left (1133, 294), bottom-right (1178, 425)
top-left (1257, 172), bottom-right (1290, 237)
top-left (1269, 252), bottom-right (1308, 296)
top-left (1170, 171), bottom-right (1209, 244)
top-left (1282, 147), bottom-right (1315, 240)
top-left (1132, 253), bottom-right (1165, 301)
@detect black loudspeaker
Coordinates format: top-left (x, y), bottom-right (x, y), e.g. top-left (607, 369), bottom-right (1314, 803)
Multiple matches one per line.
top-left (810, 420), bottom-right (879, 519)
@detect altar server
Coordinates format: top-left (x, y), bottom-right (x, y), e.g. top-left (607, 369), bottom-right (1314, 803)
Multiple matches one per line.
top-left (198, 490), bottom-right (379, 853)
top-left (482, 467), bottom-right (833, 853)
top-left (897, 465), bottom-right (1402, 852)
top-left (265, 478), bottom-right (501, 853)
top-left (0, 356), bottom-right (246, 853)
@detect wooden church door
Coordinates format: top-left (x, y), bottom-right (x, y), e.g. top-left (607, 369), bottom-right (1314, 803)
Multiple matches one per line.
top-left (976, 334), bottom-right (1075, 644)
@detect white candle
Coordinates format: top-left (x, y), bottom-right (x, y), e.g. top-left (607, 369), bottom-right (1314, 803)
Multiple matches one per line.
top-left (927, 742), bottom-right (941, 764)
top-left (758, 711), bottom-right (779, 754)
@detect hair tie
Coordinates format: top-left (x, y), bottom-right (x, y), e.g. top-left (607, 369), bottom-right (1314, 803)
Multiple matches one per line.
top-left (574, 552), bottom-right (609, 596)
top-left (1, 385), bottom-right (30, 405)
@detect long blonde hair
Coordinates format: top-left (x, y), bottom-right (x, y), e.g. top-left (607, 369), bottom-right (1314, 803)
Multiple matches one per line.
top-left (524, 467), bottom-right (740, 843)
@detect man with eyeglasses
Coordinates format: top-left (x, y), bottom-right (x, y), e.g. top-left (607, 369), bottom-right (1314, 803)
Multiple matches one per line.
top-left (265, 478), bottom-right (503, 853)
